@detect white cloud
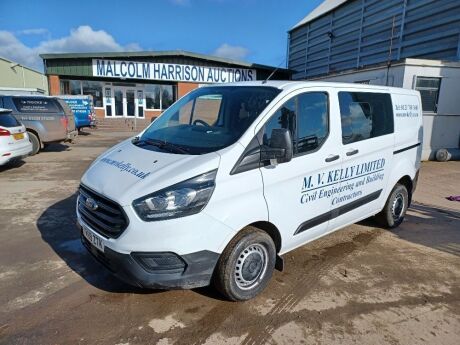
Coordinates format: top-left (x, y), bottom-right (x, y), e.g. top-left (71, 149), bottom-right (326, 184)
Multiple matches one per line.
top-left (212, 43), bottom-right (250, 61)
top-left (0, 31), bottom-right (37, 67)
top-left (17, 28), bottom-right (49, 36)
top-left (0, 26), bottom-right (141, 71)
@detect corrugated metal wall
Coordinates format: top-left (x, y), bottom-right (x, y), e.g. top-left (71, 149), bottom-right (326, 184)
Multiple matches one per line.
top-left (289, 0), bottom-right (460, 80)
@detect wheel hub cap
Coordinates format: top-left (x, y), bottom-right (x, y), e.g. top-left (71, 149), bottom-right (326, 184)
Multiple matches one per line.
top-left (392, 193), bottom-right (405, 220)
top-left (234, 244), bottom-right (268, 290)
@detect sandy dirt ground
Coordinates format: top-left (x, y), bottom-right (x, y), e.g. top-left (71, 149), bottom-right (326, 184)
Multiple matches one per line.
top-left (0, 130), bottom-right (459, 345)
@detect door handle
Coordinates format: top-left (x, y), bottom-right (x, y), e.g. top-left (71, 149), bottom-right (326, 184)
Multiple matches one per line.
top-left (325, 154), bottom-right (340, 162)
top-left (346, 149), bottom-right (359, 156)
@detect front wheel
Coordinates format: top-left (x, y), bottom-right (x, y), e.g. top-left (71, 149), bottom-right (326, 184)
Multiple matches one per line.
top-left (213, 227), bottom-right (276, 301)
top-left (376, 183), bottom-right (409, 228)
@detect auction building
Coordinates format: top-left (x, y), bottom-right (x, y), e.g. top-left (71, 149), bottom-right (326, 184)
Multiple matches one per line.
top-left (40, 51), bottom-right (289, 122)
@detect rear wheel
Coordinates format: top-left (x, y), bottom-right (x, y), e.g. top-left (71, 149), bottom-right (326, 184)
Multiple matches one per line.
top-left (213, 227), bottom-right (276, 301)
top-left (377, 183), bottom-right (409, 228)
top-left (28, 131), bottom-right (40, 155)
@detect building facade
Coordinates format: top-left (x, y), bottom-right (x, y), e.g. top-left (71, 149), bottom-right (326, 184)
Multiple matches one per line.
top-left (288, 0), bottom-right (460, 160)
top-left (41, 51), bottom-right (289, 122)
top-left (0, 56), bottom-right (48, 95)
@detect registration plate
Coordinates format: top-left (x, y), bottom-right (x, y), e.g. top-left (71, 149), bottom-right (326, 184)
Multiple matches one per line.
top-left (82, 225), bottom-right (105, 252)
top-left (13, 133), bottom-right (24, 140)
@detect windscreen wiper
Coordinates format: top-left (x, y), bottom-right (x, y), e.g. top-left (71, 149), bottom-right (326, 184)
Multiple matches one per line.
top-left (133, 137), bottom-right (189, 154)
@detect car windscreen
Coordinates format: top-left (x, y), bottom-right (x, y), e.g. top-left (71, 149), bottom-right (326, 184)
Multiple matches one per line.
top-left (138, 86), bottom-right (281, 155)
top-left (12, 97), bottom-right (61, 113)
top-left (0, 113), bottom-right (21, 127)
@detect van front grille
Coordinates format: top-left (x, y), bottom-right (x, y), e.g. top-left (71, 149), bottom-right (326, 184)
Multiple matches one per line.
top-left (78, 184), bottom-right (128, 238)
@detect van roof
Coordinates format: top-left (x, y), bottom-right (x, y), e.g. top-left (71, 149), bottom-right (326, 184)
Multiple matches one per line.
top-left (210, 80), bottom-right (418, 94)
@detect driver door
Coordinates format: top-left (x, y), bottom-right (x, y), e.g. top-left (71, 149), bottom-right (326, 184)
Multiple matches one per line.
top-left (258, 89), bottom-right (343, 253)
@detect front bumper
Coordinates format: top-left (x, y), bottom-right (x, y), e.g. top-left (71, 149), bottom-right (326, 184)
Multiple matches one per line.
top-left (78, 223), bottom-right (219, 289)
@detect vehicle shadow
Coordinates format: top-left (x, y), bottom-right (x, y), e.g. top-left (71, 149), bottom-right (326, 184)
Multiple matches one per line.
top-left (360, 202), bottom-right (460, 257)
top-left (42, 142), bottom-right (70, 152)
top-left (0, 159), bottom-right (26, 172)
top-left (36, 192), bottom-right (163, 294)
top-left (77, 130), bottom-right (92, 136)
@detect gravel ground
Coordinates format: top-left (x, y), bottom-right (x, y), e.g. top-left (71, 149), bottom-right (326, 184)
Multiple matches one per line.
top-left (0, 130), bottom-right (459, 345)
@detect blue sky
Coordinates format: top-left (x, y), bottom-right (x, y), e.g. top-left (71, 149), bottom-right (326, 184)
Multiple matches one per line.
top-left (0, 0), bottom-right (322, 71)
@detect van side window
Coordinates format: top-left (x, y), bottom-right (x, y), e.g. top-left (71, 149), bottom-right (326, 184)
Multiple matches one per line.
top-left (296, 92), bottom-right (328, 154)
top-left (12, 97), bottom-right (61, 113)
top-left (338, 92), bottom-right (394, 144)
top-left (262, 92), bottom-right (328, 155)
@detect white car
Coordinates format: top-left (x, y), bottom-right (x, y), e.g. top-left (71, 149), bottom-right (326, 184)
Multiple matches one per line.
top-left (76, 81), bottom-right (422, 301)
top-left (0, 108), bottom-right (33, 166)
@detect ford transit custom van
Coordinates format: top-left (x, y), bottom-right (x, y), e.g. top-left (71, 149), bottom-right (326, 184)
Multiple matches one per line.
top-left (76, 81), bottom-right (422, 301)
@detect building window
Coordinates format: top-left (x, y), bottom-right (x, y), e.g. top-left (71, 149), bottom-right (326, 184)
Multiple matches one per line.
top-left (82, 81), bottom-right (103, 107)
top-left (60, 80), bottom-right (82, 95)
top-left (145, 85), bottom-right (161, 110)
top-left (162, 85), bottom-right (175, 109)
top-left (415, 77), bottom-right (441, 113)
top-left (145, 84), bottom-right (176, 110)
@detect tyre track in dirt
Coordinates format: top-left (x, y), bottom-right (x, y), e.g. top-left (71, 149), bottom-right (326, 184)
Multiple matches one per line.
top-left (239, 230), bottom-right (381, 345)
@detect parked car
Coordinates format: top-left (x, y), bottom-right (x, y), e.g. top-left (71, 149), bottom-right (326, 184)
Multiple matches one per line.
top-left (59, 95), bottom-right (96, 131)
top-left (0, 95), bottom-right (78, 155)
top-left (76, 81), bottom-right (423, 301)
top-left (0, 108), bottom-right (33, 166)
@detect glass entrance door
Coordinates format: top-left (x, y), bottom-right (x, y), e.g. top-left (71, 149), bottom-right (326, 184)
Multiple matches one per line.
top-left (126, 89), bottom-right (135, 117)
top-left (114, 89), bottom-right (124, 116)
top-left (109, 87), bottom-right (143, 117)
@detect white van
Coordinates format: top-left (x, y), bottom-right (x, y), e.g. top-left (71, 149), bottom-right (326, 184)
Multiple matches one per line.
top-left (77, 81), bottom-right (422, 301)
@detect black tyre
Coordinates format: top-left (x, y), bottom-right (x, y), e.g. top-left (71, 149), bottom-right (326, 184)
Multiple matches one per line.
top-left (377, 183), bottom-right (409, 228)
top-left (213, 227), bottom-right (276, 301)
top-left (28, 131), bottom-right (40, 155)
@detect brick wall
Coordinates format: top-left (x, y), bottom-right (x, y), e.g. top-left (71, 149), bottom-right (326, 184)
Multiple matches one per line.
top-left (48, 75), bottom-right (60, 95)
top-left (177, 82), bottom-right (199, 98)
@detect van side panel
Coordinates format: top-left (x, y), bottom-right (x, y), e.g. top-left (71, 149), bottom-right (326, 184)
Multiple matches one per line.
top-left (329, 89), bottom-right (395, 232)
top-left (385, 92), bottom-right (423, 198)
top-left (204, 144), bottom-right (269, 253)
top-left (391, 92), bottom-right (423, 159)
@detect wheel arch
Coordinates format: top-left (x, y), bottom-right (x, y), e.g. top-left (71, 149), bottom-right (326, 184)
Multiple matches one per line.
top-left (26, 127), bottom-right (43, 148)
top-left (397, 175), bottom-right (414, 205)
top-left (249, 221), bottom-right (282, 254)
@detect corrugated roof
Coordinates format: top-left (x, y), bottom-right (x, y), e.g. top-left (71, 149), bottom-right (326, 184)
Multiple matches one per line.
top-left (39, 50), bottom-right (288, 72)
top-left (290, 0), bottom-right (349, 31)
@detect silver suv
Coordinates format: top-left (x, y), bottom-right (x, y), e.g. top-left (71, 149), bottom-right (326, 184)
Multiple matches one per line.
top-left (0, 95), bottom-right (77, 155)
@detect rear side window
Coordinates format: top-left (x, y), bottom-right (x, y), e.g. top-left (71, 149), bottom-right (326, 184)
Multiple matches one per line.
top-left (338, 92), bottom-right (393, 145)
top-left (0, 114), bottom-right (20, 127)
top-left (12, 97), bottom-right (61, 113)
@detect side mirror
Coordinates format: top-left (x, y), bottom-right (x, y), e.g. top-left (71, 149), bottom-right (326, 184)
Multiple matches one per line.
top-left (261, 128), bottom-right (293, 164)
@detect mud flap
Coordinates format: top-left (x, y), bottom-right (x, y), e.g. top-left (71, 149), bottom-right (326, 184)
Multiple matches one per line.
top-left (275, 255), bottom-right (284, 271)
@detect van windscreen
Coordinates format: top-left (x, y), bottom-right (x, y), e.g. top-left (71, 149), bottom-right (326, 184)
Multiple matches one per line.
top-left (138, 86), bottom-right (281, 155)
top-left (12, 97), bottom-right (61, 113)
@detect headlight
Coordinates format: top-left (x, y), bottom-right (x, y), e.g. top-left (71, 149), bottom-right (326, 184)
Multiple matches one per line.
top-left (132, 170), bottom-right (217, 221)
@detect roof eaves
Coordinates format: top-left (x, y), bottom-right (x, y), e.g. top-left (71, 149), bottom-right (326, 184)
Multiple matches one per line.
top-left (39, 50), bottom-right (289, 71)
